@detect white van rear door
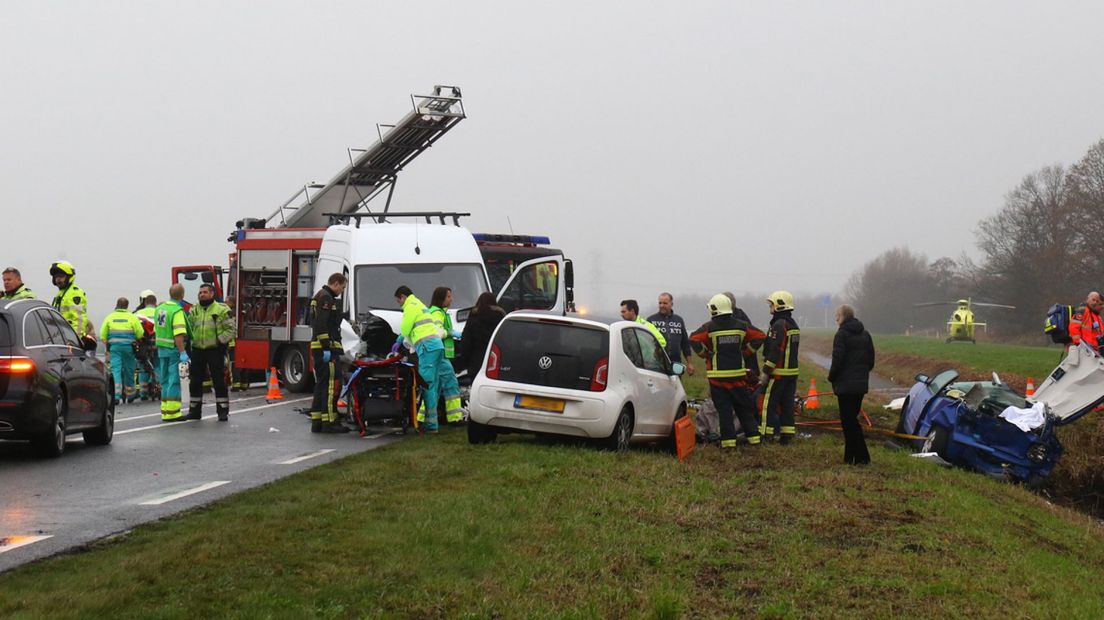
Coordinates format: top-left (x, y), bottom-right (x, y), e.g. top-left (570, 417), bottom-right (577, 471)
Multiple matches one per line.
top-left (495, 255), bottom-right (566, 315)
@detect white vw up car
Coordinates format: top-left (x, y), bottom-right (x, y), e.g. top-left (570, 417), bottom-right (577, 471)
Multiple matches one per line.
top-left (467, 312), bottom-right (687, 450)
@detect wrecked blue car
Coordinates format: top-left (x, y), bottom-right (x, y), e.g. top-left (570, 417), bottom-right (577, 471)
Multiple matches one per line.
top-left (897, 343), bottom-right (1104, 484)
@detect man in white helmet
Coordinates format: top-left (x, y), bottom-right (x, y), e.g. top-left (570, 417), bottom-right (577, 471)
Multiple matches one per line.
top-left (761, 290), bottom-right (801, 444)
top-left (689, 293), bottom-right (767, 449)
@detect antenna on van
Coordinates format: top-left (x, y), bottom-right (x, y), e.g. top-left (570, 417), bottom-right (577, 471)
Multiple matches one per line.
top-left (507, 216), bottom-right (515, 235)
top-left (414, 219), bottom-right (421, 255)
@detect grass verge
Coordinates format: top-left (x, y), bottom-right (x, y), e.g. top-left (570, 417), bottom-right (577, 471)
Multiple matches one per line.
top-left (2, 428), bottom-right (1104, 618)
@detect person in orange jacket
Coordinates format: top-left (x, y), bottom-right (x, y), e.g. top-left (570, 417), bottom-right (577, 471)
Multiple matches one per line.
top-left (1070, 291), bottom-right (1104, 353)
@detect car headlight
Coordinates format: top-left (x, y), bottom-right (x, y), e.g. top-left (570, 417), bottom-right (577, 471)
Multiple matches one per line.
top-left (1027, 443), bottom-right (1048, 463)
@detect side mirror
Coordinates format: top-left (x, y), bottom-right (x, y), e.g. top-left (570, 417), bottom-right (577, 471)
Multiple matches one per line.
top-left (671, 362), bottom-right (686, 376)
top-left (915, 373), bottom-right (929, 384)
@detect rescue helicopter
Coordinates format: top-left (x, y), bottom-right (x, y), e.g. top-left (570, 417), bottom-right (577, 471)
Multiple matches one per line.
top-left (913, 298), bottom-right (1016, 343)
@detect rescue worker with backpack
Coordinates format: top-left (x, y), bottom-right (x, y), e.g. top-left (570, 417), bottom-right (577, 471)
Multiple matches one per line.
top-left (690, 293), bottom-right (767, 449)
top-left (309, 273), bottom-right (350, 434)
top-left (187, 283), bottom-right (235, 421)
top-left (392, 285), bottom-right (463, 432)
top-left (761, 290), bottom-right (801, 444)
top-left (155, 284), bottom-right (191, 422)
top-left (99, 297), bottom-right (145, 404)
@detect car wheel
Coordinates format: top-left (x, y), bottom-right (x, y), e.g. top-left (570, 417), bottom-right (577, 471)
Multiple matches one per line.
top-left (83, 390), bottom-right (116, 446)
top-left (921, 425), bottom-right (949, 459)
top-left (467, 418), bottom-right (498, 445)
top-left (281, 346), bottom-right (312, 393)
top-left (603, 405), bottom-right (633, 452)
top-left (33, 390), bottom-right (68, 458)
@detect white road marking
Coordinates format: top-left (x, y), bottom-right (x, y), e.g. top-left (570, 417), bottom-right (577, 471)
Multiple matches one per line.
top-left (114, 395), bottom-right (270, 422)
top-left (0, 535), bottom-right (53, 554)
top-left (139, 481), bottom-right (231, 506)
top-left (362, 431), bottom-right (392, 439)
top-left (114, 397), bottom-right (311, 435)
top-left (278, 449), bottom-right (336, 465)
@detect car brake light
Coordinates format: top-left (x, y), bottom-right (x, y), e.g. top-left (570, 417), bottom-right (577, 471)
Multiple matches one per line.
top-left (590, 357), bottom-right (608, 392)
top-left (0, 357), bottom-right (36, 374)
top-left (486, 344), bottom-right (501, 379)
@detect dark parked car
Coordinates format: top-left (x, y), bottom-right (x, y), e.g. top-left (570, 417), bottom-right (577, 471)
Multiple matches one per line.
top-left (0, 299), bottom-right (115, 457)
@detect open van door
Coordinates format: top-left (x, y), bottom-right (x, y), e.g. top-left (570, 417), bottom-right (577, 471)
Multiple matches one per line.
top-left (495, 256), bottom-right (567, 315)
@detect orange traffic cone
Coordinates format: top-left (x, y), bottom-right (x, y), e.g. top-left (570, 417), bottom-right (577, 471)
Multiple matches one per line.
top-left (265, 367), bottom-right (283, 401)
top-left (806, 378), bottom-right (819, 410)
top-left (1025, 377), bottom-right (1035, 397)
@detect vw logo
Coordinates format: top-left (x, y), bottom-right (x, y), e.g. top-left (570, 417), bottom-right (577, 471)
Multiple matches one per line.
top-left (537, 356), bottom-right (553, 370)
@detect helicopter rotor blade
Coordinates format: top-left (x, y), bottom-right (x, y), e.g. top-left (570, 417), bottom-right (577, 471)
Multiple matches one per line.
top-left (913, 301), bottom-right (958, 308)
top-left (972, 302), bottom-right (1016, 309)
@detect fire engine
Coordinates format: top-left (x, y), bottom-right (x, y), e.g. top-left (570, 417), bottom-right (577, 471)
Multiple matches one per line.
top-left (172, 86), bottom-right (574, 392)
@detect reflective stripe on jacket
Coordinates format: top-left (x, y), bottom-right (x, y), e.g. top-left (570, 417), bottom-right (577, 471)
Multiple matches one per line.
top-left (690, 314), bottom-right (766, 385)
top-left (52, 282), bottom-right (89, 335)
top-left (154, 301), bottom-right (189, 349)
top-left (763, 310), bottom-right (800, 377)
top-left (400, 294), bottom-right (441, 348)
top-left (429, 306), bottom-right (455, 358)
top-left (189, 301), bottom-right (235, 350)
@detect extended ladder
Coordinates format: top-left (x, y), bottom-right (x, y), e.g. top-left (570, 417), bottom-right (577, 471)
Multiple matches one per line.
top-left (267, 85), bottom-right (465, 229)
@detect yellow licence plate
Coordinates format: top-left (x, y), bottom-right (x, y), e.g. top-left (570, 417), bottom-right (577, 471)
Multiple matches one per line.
top-left (514, 394), bottom-right (566, 414)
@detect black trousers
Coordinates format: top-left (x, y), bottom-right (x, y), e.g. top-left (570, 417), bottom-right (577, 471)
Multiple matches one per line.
top-left (710, 384), bottom-right (761, 446)
top-left (189, 347), bottom-right (229, 416)
top-left (761, 376), bottom-right (797, 436)
top-left (837, 392), bottom-right (870, 464)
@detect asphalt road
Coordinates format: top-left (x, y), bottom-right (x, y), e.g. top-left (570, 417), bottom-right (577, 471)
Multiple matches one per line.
top-left (0, 386), bottom-right (403, 573)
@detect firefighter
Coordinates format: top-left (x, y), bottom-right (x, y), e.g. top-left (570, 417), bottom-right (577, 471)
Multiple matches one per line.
top-left (135, 290), bottom-right (158, 400)
top-left (187, 283), bottom-right (235, 421)
top-left (1070, 291), bottom-right (1104, 354)
top-left (2, 267), bottom-right (34, 300)
top-left (155, 284), bottom-right (191, 422)
top-left (309, 273), bottom-right (350, 433)
top-left (760, 290), bottom-right (801, 444)
top-left (99, 297), bottom-right (145, 404)
top-left (619, 299), bottom-right (667, 348)
top-left (689, 293), bottom-right (767, 449)
top-left (392, 285), bottom-right (463, 432)
top-left (49, 261), bottom-right (93, 344)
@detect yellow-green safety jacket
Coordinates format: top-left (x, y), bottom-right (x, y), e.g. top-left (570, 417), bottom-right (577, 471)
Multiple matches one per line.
top-left (3, 284), bottom-right (35, 300)
top-left (428, 305), bottom-right (456, 358)
top-left (398, 294), bottom-right (443, 352)
top-left (99, 309), bottom-right (144, 349)
top-left (154, 301), bottom-right (190, 350)
top-left (188, 301), bottom-right (235, 350)
top-left (52, 281), bottom-right (90, 336)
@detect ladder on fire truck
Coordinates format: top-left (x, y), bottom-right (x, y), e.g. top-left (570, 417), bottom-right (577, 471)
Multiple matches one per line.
top-left (266, 85), bottom-right (466, 229)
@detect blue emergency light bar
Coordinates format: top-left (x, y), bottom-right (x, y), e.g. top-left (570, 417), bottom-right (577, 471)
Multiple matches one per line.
top-left (472, 233), bottom-right (552, 245)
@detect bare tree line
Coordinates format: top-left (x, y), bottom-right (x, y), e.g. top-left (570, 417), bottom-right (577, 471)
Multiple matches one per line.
top-left (845, 139), bottom-right (1104, 337)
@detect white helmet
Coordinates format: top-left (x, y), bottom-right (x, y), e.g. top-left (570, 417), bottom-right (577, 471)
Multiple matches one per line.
top-left (767, 290), bottom-right (795, 312)
top-left (708, 293), bottom-right (733, 316)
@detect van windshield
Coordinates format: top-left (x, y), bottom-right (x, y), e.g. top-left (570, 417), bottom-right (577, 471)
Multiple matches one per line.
top-left (356, 263), bottom-right (489, 311)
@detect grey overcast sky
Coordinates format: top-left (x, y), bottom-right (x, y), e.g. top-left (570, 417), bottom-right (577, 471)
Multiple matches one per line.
top-left (3, 1), bottom-right (1103, 322)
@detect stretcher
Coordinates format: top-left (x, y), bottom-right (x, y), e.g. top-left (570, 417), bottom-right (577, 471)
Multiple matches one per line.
top-left (340, 355), bottom-right (419, 437)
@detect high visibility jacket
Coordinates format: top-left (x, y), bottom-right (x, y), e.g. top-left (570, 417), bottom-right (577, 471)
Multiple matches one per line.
top-left (763, 310), bottom-right (800, 377)
top-left (636, 316), bottom-right (667, 348)
top-left (399, 294), bottom-right (443, 350)
top-left (136, 306), bottom-right (157, 322)
top-left (428, 305), bottom-right (456, 358)
top-left (310, 285), bottom-right (343, 353)
top-left (52, 281), bottom-right (89, 336)
top-left (188, 301), bottom-right (235, 350)
top-left (154, 301), bottom-right (190, 350)
top-left (2, 284), bottom-right (35, 300)
top-left (1070, 306), bottom-right (1104, 350)
top-left (99, 309), bottom-right (144, 348)
top-left (690, 314), bottom-right (766, 385)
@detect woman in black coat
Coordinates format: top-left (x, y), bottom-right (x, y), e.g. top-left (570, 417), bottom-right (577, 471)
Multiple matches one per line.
top-left (827, 304), bottom-right (875, 465)
top-left (457, 292), bottom-right (506, 381)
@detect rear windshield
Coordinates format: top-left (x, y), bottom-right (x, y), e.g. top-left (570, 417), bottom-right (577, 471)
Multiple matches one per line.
top-left (0, 314), bottom-right (10, 348)
top-left (493, 318), bottom-right (608, 390)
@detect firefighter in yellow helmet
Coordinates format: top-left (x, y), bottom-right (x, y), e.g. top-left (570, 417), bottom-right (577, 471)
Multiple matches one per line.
top-left (760, 290), bottom-right (801, 444)
top-left (689, 293), bottom-right (767, 449)
top-left (50, 261), bottom-right (94, 345)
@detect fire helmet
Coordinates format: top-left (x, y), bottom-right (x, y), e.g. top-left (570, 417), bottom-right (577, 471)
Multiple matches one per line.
top-left (767, 290), bottom-right (795, 312)
top-left (708, 293), bottom-right (733, 316)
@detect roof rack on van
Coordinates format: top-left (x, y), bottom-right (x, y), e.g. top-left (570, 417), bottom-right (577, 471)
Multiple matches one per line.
top-left (267, 85), bottom-right (465, 229)
top-left (325, 211), bottom-right (471, 227)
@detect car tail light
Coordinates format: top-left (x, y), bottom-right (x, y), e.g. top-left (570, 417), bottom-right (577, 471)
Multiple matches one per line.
top-left (0, 357), bottom-right (35, 374)
top-left (485, 344), bottom-right (501, 379)
top-left (590, 357), bottom-right (608, 392)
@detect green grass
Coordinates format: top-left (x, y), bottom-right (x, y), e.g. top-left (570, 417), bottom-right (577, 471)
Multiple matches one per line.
top-left (3, 429), bottom-right (1104, 618)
